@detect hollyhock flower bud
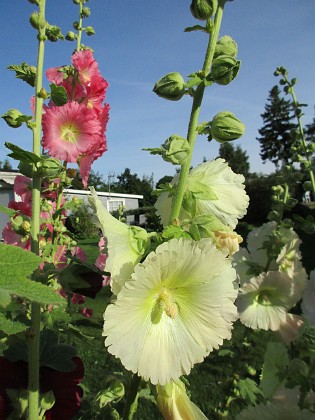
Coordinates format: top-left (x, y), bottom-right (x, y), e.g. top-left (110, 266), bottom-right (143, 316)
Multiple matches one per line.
top-left (214, 230), bottom-right (243, 255)
top-left (190, 0), bottom-right (218, 21)
top-left (2, 109), bottom-right (24, 128)
top-left (153, 72), bottom-right (186, 101)
top-left (210, 55), bottom-right (240, 85)
top-left (85, 26), bottom-right (95, 36)
top-left (66, 31), bottom-right (76, 41)
top-left (37, 156), bottom-right (65, 178)
top-left (211, 111), bottom-right (245, 143)
top-left (29, 11), bottom-right (46, 30)
top-left (214, 36), bottom-right (238, 59)
top-left (161, 135), bottom-right (190, 165)
top-left (82, 7), bottom-right (91, 17)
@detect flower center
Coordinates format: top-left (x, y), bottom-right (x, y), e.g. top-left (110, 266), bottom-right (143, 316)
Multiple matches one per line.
top-left (151, 287), bottom-right (178, 324)
top-left (61, 123), bottom-right (79, 143)
top-left (256, 290), bottom-right (273, 306)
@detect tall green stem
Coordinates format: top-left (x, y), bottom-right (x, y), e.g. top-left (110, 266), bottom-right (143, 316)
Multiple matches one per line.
top-left (28, 0), bottom-right (46, 418)
top-left (169, 1), bottom-right (226, 223)
top-left (76, 2), bottom-right (83, 51)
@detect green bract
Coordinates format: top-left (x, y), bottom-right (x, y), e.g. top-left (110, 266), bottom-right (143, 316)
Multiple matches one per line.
top-left (214, 36), bottom-right (238, 59)
top-left (211, 111), bottom-right (245, 143)
top-left (153, 72), bottom-right (186, 101)
top-left (210, 55), bottom-right (240, 85)
top-left (190, 0), bottom-right (218, 21)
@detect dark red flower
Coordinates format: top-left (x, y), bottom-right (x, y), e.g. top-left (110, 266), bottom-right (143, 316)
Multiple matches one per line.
top-left (0, 357), bottom-right (84, 419)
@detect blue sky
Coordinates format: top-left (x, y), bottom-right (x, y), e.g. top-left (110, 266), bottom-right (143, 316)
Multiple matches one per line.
top-left (1, 1), bottom-right (315, 185)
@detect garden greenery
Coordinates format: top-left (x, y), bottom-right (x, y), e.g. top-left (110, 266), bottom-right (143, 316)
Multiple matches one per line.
top-left (0, 0), bottom-right (315, 419)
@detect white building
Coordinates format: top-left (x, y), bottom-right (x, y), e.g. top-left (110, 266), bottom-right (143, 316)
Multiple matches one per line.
top-left (0, 171), bottom-right (144, 237)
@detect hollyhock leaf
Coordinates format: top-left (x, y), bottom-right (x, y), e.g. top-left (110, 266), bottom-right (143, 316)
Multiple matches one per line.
top-left (39, 330), bottom-right (77, 372)
top-left (0, 204), bottom-right (17, 217)
top-left (5, 142), bottom-right (41, 164)
top-left (0, 290), bottom-right (11, 308)
top-left (260, 341), bottom-right (289, 398)
top-left (184, 25), bottom-right (208, 33)
top-left (4, 339), bottom-right (28, 363)
top-left (237, 378), bottom-right (263, 404)
top-left (0, 312), bottom-right (30, 335)
top-left (7, 62), bottom-right (36, 87)
top-left (50, 83), bottom-right (68, 106)
top-left (162, 225), bottom-right (191, 240)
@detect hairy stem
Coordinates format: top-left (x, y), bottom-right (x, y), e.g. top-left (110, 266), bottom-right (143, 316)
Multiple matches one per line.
top-left (169, 0), bottom-right (226, 223)
top-left (28, 0), bottom-right (46, 418)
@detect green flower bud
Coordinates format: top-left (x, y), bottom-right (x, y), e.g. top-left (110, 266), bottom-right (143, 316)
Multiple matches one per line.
top-left (1, 109), bottom-right (24, 128)
top-left (82, 7), bottom-right (91, 17)
top-left (38, 87), bottom-right (49, 99)
top-left (66, 31), bottom-right (77, 41)
top-left (73, 21), bottom-right (80, 30)
top-left (40, 391), bottom-right (55, 411)
top-left (190, 0), bottom-right (218, 20)
top-left (161, 135), bottom-right (190, 165)
top-left (46, 25), bottom-right (64, 42)
top-left (29, 11), bottom-right (46, 30)
top-left (210, 55), bottom-right (240, 85)
top-left (85, 26), bottom-right (95, 36)
top-left (211, 111), bottom-right (245, 143)
top-left (11, 215), bottom-right (31, 236)
top-left (18, 161), bottom-right (35, 178)
top-left (153, 72), bottom-right (186, 101)
top-left (37, 156), bottom-right (65, 178)
top-left (214, 36), bottom-right (238, 59)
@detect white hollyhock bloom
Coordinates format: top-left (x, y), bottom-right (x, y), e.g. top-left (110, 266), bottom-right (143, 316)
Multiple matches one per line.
top-left (155, 159), bottom-right (249, 229)
top-left (233, 222), bottom-right (306, 291)
top-left (103, 238), bottom-right (238, 385)
top-left (156, 379), bottom-right (208, 420)
top-left (302, 270), bottom-right (315, 325)
top-left (236, 271), bottom-right (303, 331)
top-left (88, 188), bottom-right (150, 295)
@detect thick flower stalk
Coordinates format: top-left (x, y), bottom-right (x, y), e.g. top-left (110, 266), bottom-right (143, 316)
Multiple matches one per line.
top-left (103, 238), bottom-right (238, 385)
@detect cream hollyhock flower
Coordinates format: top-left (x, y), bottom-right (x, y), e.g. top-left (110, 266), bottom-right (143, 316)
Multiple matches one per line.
top-left (155, 159), bottom-right (249, 229)
top-left (233, 222), bottom-right (306, 290)
top-left (88, 188), bottom-right (150, 295)
top-left (236, 271), bottom-right (303, 331)
top-left (156, 379), bottom-right (208, 420)
top-left (103, 238), bottom-right (238, 385)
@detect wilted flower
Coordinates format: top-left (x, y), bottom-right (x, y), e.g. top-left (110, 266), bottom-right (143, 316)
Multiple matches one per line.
top-left (103, 238), bottom-right (238, 385)
top-left (156, 379), bottom-right (208, 419)
top-left (155, 158), bottom-right (249, 230)
top-left (88, 188), bottom-right (150, 295)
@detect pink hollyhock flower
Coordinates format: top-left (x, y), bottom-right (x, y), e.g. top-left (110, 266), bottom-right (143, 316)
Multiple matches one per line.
top-left (80, 307), bottom-right (93, 318)
top-left (2, 223), bottom-right (31, 250)
top-left (72, 293), bottom-right (86, 305)
top-left (0, 356), bottom-right (84, 420)
top-left (42, 101), bottom-right (102, 162)
top-left (14, 175), bottom-right (32, 202)
top-left (71, 49), bottom-right (100, 85)
top-left (46, 66), bottom-right (66, 85)
top-left (8, 200), bottom-right (32, 218)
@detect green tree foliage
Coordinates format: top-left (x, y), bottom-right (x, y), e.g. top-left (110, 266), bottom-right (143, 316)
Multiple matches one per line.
top-left (0, 158), bottom-right (13, 171)
top-left (218, 142), bottom-right (250, 177)
top-left (305, 106), bottom-right (315, 144)
top-left (156, 175), bottom-right (174, 189)
top-left (257, 85), bottom-right (297, 169)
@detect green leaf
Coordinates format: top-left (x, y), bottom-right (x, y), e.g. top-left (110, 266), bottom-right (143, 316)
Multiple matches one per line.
top-left (50, 83), bottom-right (68, 106)
top-left (260, 341), bottom-right (289, 398)
top-left (0, 290), bottom-right (12, 308)
top-left (237, 378), bottom-right (263, 404)
top-left (0, 204), bottom-right (17, 217)
top-left (5, 142), bottom-right (41, 164)
top-left (184, 25), bottom-right (208, 33)
top-left (0, 312), bottom-right (30, 335)
top-left (39, 329), bottom-right (77, 372)
top-left (0, 243), bottom-right (65, 305)
top-left (7, 62), bottom-right (36, 87)
top-left (162, 225), bottom-right (190, 240)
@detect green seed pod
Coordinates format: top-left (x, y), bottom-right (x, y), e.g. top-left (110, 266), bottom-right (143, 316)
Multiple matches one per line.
top-left (65, 31), bottom-right (77, 41)
top-left (153, 72), bottom-right (186, 101)
top-left (190, 0), bottom-right (218, 20)
top-left (81, 7), bottom-right (91, 18)
top-left (29, 11), bottom-right (46, 30)
top-left (1, 109), bottom-right (24, 128)
top-left (214, 36), bottom-right (238, 59)
top-left (161, 135), bottom-right (190, 165)
top-left (211, 111), bottom-right (245, 143)
top-left (210, 55), bottom-right (240, 85)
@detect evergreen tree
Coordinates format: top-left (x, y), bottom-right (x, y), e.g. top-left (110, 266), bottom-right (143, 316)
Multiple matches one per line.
top-left (0, 158), bottom-right (13, 171)
top-left (305, 106), bottom-right (315, 144)
top-left (218, 142), bottom-right (250, 177)
top-left (257, 85), bottom-right (297, 169)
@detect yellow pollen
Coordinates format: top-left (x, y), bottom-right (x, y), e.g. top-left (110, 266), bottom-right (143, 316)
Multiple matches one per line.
top-left (158, 288), bottom-right (178, 319)
top-left (61, 124), bottom-right (79, 143)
